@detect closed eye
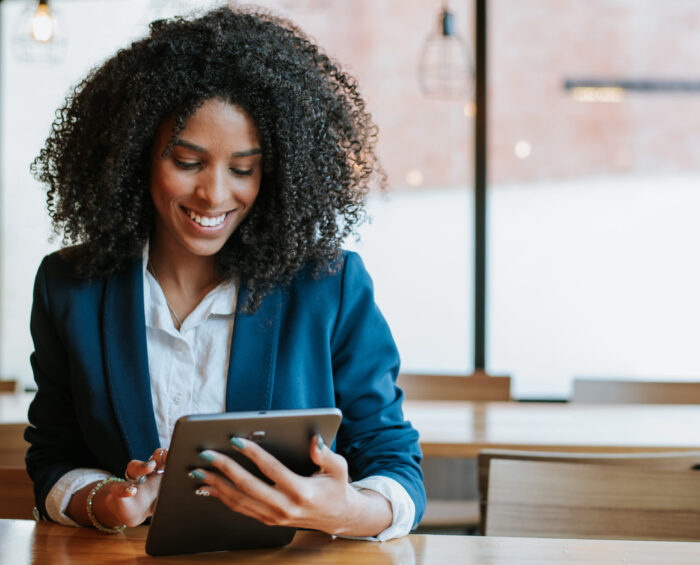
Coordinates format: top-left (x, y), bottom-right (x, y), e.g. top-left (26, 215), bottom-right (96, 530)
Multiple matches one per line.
top-left (174, 159), bottom-right (200, 170)
top-left (231, 168), bottom-right (254, 176)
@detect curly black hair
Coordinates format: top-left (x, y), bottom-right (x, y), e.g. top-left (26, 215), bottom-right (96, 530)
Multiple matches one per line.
top-left (31, 5), bottom-right (384, 310)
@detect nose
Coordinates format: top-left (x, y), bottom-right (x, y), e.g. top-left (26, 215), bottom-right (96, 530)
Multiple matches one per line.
top-left (195, 165), bottom-right (231, 208)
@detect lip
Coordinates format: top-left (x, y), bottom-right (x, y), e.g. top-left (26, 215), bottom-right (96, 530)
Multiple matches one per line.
top-left (180, 205), bottom-right (234, 234)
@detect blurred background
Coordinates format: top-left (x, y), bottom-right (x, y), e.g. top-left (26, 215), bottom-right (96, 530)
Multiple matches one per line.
top-left (1, 0), bottom-right (699, 399)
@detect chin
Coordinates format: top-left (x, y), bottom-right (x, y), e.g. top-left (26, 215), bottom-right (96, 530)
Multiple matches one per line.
top-left (180, 238), bottom-right (229, 258)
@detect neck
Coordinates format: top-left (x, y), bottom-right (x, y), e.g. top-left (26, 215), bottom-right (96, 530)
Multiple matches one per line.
top-left (148, 236), bottom-right (220, 298)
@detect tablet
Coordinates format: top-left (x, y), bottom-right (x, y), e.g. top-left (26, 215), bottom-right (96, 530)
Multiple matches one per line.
top-left (145, 407), bottom-right (343, 556)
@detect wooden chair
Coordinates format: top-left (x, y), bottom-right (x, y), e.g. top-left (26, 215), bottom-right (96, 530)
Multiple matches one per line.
top-left (398, 371), bottom-right (511, 402)
top-left (572, 378), bottom-right (700, 404)
top-left (398, 371), bottom-right (511, 532)
top-left (484, 458), bottom-right (700, 540)
top-left (0, 468), bottom-right (35, 520)
top-left (477, 448), bottom-right (700, 534)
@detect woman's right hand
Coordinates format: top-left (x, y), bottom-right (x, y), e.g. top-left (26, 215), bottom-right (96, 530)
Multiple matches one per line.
top-left (67, 448), bottom-right (168, 528)
top-left (98, 448), bottom-right (168, 527)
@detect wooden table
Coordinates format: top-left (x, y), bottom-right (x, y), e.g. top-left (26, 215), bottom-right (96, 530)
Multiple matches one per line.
top-left (1, 520), bottom-right (699, 564)
top-left (404, 400), bottom-right (700, 457)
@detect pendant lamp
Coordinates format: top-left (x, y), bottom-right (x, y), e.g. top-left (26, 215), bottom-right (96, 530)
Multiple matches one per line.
top-left (418, 4), bottom-right (474, 99)
top-left (12, 0), bottom-right (67, 64)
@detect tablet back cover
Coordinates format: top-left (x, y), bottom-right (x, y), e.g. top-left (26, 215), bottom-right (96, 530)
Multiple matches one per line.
top-left (146, 408), bottom-right (342, 556)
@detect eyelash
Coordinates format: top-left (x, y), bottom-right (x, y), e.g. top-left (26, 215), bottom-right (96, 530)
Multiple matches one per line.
top-left (174, 159), bottom-right (254, 176)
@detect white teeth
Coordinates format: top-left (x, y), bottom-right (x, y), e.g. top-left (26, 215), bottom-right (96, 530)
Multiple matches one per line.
top-left (186, 209), bottom-right (226, 227)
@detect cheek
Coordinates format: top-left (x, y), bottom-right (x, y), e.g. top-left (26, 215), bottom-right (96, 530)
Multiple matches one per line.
top-left (238, 178), bottom-right (262, 207)
top-left (151, 168), bottom-right (187, 203)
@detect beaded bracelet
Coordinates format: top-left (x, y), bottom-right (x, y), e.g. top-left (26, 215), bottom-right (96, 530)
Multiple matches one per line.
top-left (86, 477), bottom-right (127, 534)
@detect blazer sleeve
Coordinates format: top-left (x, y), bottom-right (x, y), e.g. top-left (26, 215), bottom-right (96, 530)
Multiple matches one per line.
top-left (24, 256), bottom-right (101, 519)
top-left (330, 253), bottom-right (426, 527)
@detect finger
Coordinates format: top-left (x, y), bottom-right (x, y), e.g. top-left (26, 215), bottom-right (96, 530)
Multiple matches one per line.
top-left (191, 453), bottom-right (286, 507)
top-left (149, 448), bottom-right (168, 473)
top-left (225, 439), bottom-right (303, 494)
top-left (126, 458), bottom-right (156, 482)
top-left (309, 435), bottom-right (348, 480)
top-left (195, 483), bottom-right (281, 527)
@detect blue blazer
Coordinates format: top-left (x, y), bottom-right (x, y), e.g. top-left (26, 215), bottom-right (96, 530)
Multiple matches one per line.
top-left (25, 250), bottom-right (425, 526)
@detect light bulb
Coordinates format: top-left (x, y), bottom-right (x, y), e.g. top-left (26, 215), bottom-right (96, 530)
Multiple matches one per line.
top-left (31, 3), bottom-right (54, 43)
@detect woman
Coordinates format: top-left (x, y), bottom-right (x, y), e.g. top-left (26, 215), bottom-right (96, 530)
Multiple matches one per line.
top-left (26, 6), bottom-right (424, 539)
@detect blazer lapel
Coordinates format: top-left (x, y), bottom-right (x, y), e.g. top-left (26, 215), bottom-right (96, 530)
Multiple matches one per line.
top-left (102, 256), bottom-right (161, 460)
top-left (225, 284), bottom-right (282, 411)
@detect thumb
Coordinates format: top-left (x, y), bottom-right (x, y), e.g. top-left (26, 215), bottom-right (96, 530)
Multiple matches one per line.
top-left (309, 434), bottom-right (347, 479)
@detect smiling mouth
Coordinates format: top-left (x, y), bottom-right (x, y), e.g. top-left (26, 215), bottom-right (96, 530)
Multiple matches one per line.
top-left (182, 207), bottom-right (230, 227)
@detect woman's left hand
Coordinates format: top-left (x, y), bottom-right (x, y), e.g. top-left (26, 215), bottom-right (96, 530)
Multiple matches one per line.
top-left (189, 436), bottom-right (393, 537)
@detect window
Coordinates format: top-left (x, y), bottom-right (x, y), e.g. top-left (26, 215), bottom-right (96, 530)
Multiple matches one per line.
top-left (488, 0), bottom-right (700, 397)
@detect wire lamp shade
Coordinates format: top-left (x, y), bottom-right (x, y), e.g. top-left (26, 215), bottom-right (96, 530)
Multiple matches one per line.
top-left (12, 0), bottom-right (67, 64)
top-left (418, 6), bottom-right (474, 99)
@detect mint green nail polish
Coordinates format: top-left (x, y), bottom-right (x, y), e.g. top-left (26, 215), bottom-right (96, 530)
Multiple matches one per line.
top-left (230, 437), bottom-right (244, 450)
top-left (188, 470), bottom-right (206, 481)
top-left (317, 434), bottom-right (325, 451)
top-left (198, 451), bottom-right (215, 463)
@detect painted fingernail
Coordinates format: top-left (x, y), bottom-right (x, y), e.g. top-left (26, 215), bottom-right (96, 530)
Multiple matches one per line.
top-left (125, 486), bottom-right (138, 496)
top-left (195, 488), bottom-right (210, 497)
top-left (198, 451), bottom-right (215, 463)
top-left (188, 470), bottom-right (206, 481)
top-left (230, 437), bottom-right (245, 450)
top-left (317, 434), bottom-right (325, 451)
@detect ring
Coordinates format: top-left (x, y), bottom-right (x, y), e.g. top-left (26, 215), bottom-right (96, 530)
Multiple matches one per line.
top-left (124, 469), bottom-right (147, 485)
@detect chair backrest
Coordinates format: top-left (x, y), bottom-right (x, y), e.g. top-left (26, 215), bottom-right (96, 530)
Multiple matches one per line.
top-left (398, 372), bottom-right (511, 401)
top-left (572, 378), bottom-right (700, 404)
top-left (478, 449), bottom-right (700, 534)
top-left (0, 468), bottom-right (35, 520)
top-left (485, 458), bottom-right (700, 540)
top-left (400, 372), bottom-right (510, 531)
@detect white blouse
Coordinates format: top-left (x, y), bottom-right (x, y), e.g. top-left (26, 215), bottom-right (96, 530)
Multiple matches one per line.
top-left (44, 247), bottom-right (414, 540)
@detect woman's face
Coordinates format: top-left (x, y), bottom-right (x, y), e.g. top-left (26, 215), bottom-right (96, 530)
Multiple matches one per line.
top-left (150, 98), bottom-right (262, 260)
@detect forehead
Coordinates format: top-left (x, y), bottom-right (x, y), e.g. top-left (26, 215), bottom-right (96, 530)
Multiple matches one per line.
top-left (155, 98), bottom-right (261, 151)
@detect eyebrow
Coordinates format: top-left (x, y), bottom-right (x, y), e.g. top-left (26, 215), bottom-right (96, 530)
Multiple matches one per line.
top-left (174, 139), bottom-right (262, 157)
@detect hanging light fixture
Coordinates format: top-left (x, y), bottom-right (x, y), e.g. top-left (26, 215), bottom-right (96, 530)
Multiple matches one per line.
top-left (13, 0), bottom-right (67, 64)
top-left (418, 3), bottom-right (474, 100)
